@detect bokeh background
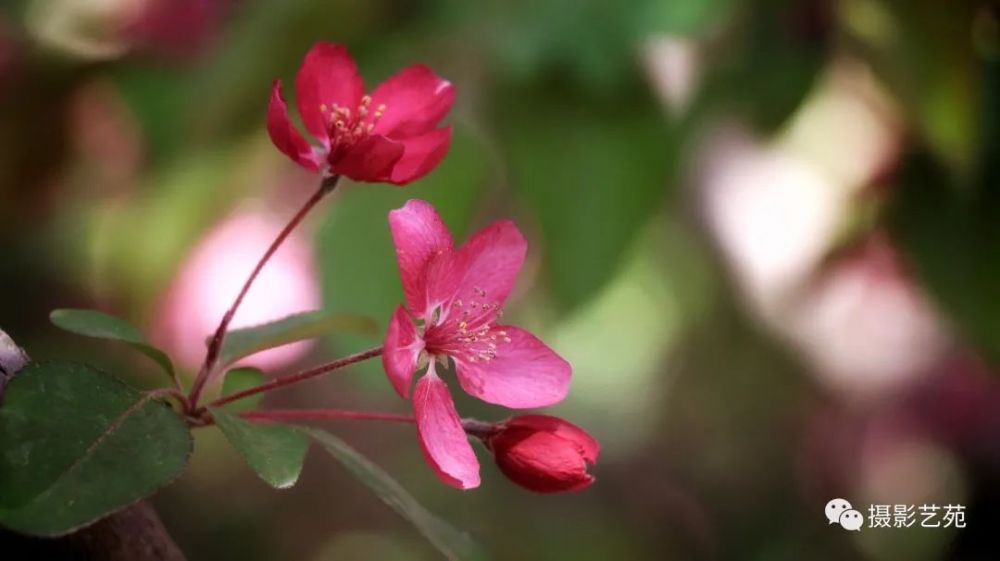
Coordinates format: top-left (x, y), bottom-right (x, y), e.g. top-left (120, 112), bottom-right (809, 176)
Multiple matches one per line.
top-left (1, 0), bottom-right (998, 559)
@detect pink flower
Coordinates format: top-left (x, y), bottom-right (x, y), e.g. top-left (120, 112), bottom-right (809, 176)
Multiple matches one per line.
top-left (267, 42), bottom-right (454, 185)
top-left (383, 200), bottom-right (572, 489)
top-left (483, 415), bottom-right (599, 493)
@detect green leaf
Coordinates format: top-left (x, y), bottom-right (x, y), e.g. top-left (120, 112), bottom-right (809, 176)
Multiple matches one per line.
top-left (219, 367), bottom-right (265, 412)
top-left (304, 428), bottom-right (488, 561)
top-left (699, 0), bottom-right (827, 133)
top-left (884, 17), bottom-right (998, 364)
top-left (634, 0), bottom-right (736, 37)
top-left (210, 408), bottom-right (308, 490)
top-left (889, 151), bottom-right (1000, 363)
top-left (491, 0), bottom-right (640, 90)
top-left (218, 310), bottom-right (377, 367)
top-left (50, 309), bottom-right (176, 383)
top-left (844, 0), bottom-right (977, 169)
top-left (498, 88), bottom-right (678, 311)
top-left (0, 362), bottom-right (192, 536)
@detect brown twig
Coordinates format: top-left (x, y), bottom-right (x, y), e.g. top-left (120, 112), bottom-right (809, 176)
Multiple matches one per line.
top-left (207, 346), bottom-right (382, 408)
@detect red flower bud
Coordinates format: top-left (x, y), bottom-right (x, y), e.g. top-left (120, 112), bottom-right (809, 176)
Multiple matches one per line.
top-left (484, 415), bottom-right (599, 494)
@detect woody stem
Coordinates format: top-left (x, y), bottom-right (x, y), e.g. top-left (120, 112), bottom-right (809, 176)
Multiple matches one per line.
top-left (240, 408), bottom-right (415, 424)
top-left (206, 346), bottom-right (383, 408)
top-left (237, 410), bottom-right (498, 438)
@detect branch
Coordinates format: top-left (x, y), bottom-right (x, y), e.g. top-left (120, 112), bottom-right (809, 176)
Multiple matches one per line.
top-left (0, 501), bottom-right (187, 561)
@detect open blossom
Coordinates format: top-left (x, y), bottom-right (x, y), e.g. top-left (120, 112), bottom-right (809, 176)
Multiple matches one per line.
top-left (267, 42), bottom-right (454, 184)
top-left (383, 200), bottom-right (572, 489)
top-left (482, 415), bottom-right (599, 493)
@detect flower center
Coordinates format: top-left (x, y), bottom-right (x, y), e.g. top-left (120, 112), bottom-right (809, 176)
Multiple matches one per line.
top-left (320, 95), bottom-right (387, 150)
top-left (423, 287), bottom-right (511, 364)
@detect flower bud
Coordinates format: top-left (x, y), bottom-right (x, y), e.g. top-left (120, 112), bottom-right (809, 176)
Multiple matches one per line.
top-left (483, 415), bottom-right (599, 493)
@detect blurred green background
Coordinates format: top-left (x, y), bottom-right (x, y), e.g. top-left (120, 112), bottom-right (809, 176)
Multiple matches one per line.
top-left (1, 0), bottom-right (998, 559)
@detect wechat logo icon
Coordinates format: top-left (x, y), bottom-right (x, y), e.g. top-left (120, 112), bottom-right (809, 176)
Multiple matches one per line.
top-left (826, 498), bottom-right (864, 531)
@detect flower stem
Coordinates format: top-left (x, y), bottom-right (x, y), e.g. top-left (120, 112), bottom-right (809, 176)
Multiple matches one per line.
top-left (188, 175), bottom-right (340, 408)
top-left (241, 408), bottom-right (415, 424)
top-left (207, 346), bottom-right (383, 408)
top-left (155, 387), bottom-right (191, 410)
top-left (461, 418), bottom-right (497, 439)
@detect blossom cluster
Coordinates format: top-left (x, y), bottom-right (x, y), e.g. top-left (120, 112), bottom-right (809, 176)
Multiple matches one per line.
top-left (268, 42), bottom-right (598, 493)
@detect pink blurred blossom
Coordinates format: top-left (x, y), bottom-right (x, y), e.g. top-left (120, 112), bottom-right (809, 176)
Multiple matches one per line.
top-left (642, 36), bottom-right (702, 115)
top-left (154, 209), bottom-right (320, 373)
top-left (789, 234), bottom-right (947, 396)
top-left (123, 0), bottom-right (227, 60)
top-left (694, 60), bottom-right (945, 397)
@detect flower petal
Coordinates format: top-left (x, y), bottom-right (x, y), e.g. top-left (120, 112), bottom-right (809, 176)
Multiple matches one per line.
top-left (421, 248), bottom-right (466, 316)
top-left (382, 305), bottom-right (423, 399)
top-left (370, 64), bottom-right (454, 139)
top-left (448, 220), bottom-right (527, 313)
top-left (331, 135), bottom-right (404, 182)
top-left (413, 370), bottom-right (480, 490)
top-left (505, 415), bottom-right (600, 463)
top-left (295, 42), bottom-right (365, 144)
top-left (494, 431), bottom-right (595, 493)
top-left (454, 326), bottom-right (571, 408)
top-left (267, 80), bottom-right (320, 171)
top-left (389, 200), bottom-right (455, 317)
top-left (386, 127), bottom-right (452, 185)
top-left (417, 220), bottom-right (526, 327)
